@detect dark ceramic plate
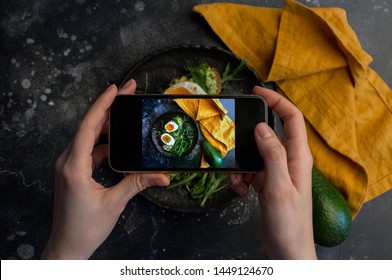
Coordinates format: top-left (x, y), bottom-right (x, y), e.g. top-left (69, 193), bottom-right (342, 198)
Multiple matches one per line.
top-left (151, 111), bottom-right (199, 158)
top-left (122, 45), bottom-right (266, 212)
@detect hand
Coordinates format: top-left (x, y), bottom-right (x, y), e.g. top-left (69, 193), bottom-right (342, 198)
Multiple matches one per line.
top-left (230, 86), bottom-right (316, 259)
top-left (41, 80), bottom-right (170, 259)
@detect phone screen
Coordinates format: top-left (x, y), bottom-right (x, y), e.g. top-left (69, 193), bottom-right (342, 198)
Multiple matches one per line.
top-left (109, 94), bottom-right (267, 172)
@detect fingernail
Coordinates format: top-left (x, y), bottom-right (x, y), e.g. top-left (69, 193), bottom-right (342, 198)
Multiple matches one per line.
top-left (122, 79), bottom-right (136, 89)
top-left (256, 123), bottom-right (273, 139)
top-left (104, 84), bottom-right (116, 92)
top-left (155, 175), bottom-right (170, 187)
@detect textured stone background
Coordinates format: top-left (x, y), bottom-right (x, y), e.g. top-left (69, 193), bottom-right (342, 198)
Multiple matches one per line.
top-left (1, 0), bottom-right (391, 259)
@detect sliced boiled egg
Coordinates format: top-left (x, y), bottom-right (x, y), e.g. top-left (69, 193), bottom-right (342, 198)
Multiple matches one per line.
top-left (164, 81), bottom-right (208, 95)
top-left (165, 121), bottom-right (179, 133)
top-left (161, 133), bottom-right (175, 146)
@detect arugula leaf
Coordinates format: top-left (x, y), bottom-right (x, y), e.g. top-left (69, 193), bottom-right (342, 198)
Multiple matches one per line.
top-left (167, 172), bottom-right (229, 207)
top-left (221, 57), bottom-right (248, 84)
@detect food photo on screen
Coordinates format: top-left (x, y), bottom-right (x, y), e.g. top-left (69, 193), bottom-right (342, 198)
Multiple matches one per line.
top-left (141, 97), bottom-right (235, 170)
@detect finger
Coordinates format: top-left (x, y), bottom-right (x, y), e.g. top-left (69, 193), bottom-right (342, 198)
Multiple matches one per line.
top-left (98, 80), bottom-right (136, 137)
top-left (118, 79), bottom-right (137, 95)
top-left (253, 87), bottom-right (312, 189)
top-left (112, 173), bottom-right (170, 204)
top-left (242, 173), bottom-right (254, 184)
top-left (253, 86), bottom-right (308, 144)
top-left (254, 123), bottom-right (291, 190)
top-left (70, 84), bottom-right (118, 165)
top-left (228, 174), bottom-right (249, 197)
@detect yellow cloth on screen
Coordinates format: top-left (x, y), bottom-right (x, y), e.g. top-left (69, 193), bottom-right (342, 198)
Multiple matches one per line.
top-left (194, 0), bottom-right (392, 217)
top-left (174, 98), bottom-right (235, 167)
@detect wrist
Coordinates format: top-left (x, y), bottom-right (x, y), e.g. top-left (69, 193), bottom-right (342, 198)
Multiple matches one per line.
top-left (41, 235), bottom-right (94, 260)
top-left (268, 240), bottom-right (317, 260)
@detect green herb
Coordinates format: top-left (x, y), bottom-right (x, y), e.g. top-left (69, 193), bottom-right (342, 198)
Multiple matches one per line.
top-left (166, 172), bottom-right (200, 190)
top-left (186, 57), bottom-right (248, 94)
top-left (167, 172), bottom-right (229, 207)
top-left (221, 57), bottom-right (248, 84)
top-left (143, 73), bottom-right (149, 94)
top-left (187, 63), bottom-right (217, 95)
top-left (170, 132), bottom-right (192, 157)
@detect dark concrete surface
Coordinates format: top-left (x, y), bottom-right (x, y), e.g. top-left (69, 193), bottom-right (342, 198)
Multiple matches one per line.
top-left (1, 0), bottom-right (391, 260)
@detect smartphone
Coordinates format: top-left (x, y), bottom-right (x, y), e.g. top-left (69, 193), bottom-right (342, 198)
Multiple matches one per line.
top-left (109, 94), bottom-right (268, 172)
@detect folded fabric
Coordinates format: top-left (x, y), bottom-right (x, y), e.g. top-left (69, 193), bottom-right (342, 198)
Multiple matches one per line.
top-left (174, 98), bottom-right (235, 166)
top-left (194, 0), bottom-right (392, 217)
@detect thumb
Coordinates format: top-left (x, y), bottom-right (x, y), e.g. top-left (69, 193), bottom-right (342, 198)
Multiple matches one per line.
top-left (112, 173), bottom-right (170, 204)
top-left (254, 123), bottom-right (290, 187)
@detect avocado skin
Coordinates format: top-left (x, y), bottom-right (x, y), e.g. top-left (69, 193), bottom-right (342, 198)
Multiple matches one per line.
top-left (202, 140), bottom-right (223, 168)
top-left (312, 168), bottom-right (352, 247)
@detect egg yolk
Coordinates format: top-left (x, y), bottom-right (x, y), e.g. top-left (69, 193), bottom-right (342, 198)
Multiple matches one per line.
top-left (165, 123), bottom-right (175, 131)
top-left (162, 135), bottom-right (171, 143)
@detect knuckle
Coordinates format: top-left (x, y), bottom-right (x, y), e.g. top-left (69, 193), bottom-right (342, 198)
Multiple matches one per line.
top-left (306, 152), bottom-right (313, 169)
top-left (55, 157), bottom-right (83, 188)
top-left (301, 147), bottom-right (313, 170)
top-left (266, 141), bottom-right (287, 162)
top-left (132, 176), bottom-right (148, 193)
top-left (292, 106), bottom-right (304, 119)
top-left (57, 162), bottom-right (73, 183)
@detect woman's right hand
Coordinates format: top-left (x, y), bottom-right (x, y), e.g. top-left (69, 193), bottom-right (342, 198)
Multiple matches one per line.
top-left (230, 86), bottom-right (316, 260)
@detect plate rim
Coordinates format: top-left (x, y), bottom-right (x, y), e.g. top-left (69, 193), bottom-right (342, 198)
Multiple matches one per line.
top-left (121, 44), bottom-right (264, 88)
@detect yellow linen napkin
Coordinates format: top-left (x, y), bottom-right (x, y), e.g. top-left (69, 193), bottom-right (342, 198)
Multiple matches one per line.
top-left (194, 0), bottom-right (392, 217)
top-left (174, 98), bottom-right (235, 166)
